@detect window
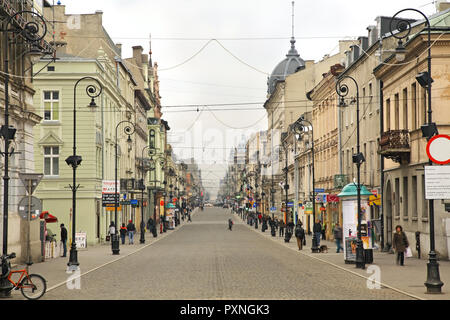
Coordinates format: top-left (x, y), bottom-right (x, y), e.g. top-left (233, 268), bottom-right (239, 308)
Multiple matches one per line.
top-left (403, 88), bottom-right (408, 130)
top-left (44, 146), bottom-right (59, 176)
top-left (394, 93), bottom-right (399, 130)
top-left (403, 177), bottom-right (408, 218)
top-left (149, 129), bottom-right (156, 149)
top-left (43, 91), bottom-right (59, 121)
top-left (411, 83), bottom-right (417, 130)
top-left (412, 176), bottom-right (417, 218)
top-left (385, 98), bottom-right (390, 131)
top-left (422, 174), bottom-right (428, 219)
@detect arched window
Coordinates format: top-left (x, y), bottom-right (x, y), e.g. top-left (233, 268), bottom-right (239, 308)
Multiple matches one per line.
top-left (149, 129), bottom-right (156, 149)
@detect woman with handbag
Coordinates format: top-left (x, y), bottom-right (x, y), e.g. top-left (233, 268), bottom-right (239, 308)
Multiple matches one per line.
top-left (393, 225), bottom-right (409, 266)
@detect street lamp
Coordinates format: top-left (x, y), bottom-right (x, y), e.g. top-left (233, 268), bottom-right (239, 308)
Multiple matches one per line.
top-left (66, 77), bottom-right (102, 268)
top-left (291, 116), bottom-right (318, 253)
top-left (336, 76), bottom-right (365, 269)
top-left (389, 8), bottom-right (442, 294)
top-left (112, 121), bottom-right (136, 255)
top-left (2, 10), bottom-right (47, 257)
top-left (139, 146), bottom-right (153, 244)
top-left (280, 138), bottom-right (290, 226)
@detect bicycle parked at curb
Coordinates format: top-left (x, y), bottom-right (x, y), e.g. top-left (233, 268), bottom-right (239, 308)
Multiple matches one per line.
top-left (0, 252), bottom-right (47, 300)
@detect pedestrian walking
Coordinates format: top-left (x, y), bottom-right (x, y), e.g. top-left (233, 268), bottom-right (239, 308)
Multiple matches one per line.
top-left (228, 218), bottom-right (233, 231)
top-left (120, 223), bottom-right (127, 245)
top-left (313, 219), bottom-right (322, 247)
top-left (127, 220), bottom-right (136, 244)
top-left (284, 219), bottom-right (294, 243)
top-left (321, 222), bottom-right (327, 240)
top-left (294, 221), bottom-right (305, 250)
top-left (393, 225), bottom-right (409, 266)
top-left (188, 212), bottom-right (192, 222)
top-left (333, 223), bottom-right (343, 253)
top-left (279, 219), bottom-right (285, 237)
top-left (60, 223), bottom-right (68, 257)
top-left (109, 221), bottom-right (116, 238)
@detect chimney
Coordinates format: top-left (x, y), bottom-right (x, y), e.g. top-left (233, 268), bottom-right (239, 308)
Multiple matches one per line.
top-left (351, 44), bottom-right (360, 63)
top-left (50, 40), bottom-right (67, 55)
top-left (358, 36), bottom-right (369, 52)
top-left (367, 25), bottom-right (377, 47)
top-left (116, 43), bottom-right (122, 57)
top-left (437, 1), bottom-right (450, 11)
top-left (132, 45), bottom-right (144, 68)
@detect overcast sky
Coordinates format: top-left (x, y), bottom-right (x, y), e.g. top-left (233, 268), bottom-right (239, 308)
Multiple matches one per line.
top-left (61, 0), bottom-right (438, 198)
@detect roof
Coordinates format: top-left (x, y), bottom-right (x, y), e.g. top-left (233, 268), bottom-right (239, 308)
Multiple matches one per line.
top-left (267, 37), bottom-right (305, 95)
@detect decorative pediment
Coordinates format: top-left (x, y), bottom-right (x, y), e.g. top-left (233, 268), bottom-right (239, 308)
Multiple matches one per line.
top-left (38, 131), bottom-right (64, 146)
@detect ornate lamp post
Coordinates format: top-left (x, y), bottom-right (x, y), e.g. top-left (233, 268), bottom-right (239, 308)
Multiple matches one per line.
top-left (336, 76), bottom-right (365, 269)
top-left (139, 146), bottom-right (153, 244)
top-left (66, 77), bottom-right (102, 268)
top-left (112, 121), bottom-right (136, 255)
top-left (389, 8), bottom-right (442, 294)
top-left (2, 10), bottom-right (47, 257)
top-left (291, 116), bottom-right (319, 253)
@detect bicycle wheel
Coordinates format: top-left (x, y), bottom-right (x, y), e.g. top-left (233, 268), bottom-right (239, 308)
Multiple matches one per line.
top-left (20, 274), bottom-right (47, 300)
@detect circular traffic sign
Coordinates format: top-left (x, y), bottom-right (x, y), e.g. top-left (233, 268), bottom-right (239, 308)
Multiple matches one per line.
top-left (18, 196), bottom-right (42, 221)
top-left (426, 134), bottom-right (450, 165)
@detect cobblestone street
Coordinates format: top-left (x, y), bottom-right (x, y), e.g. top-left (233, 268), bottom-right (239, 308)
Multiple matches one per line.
top-left (40, 208), bottom-right (414, 300)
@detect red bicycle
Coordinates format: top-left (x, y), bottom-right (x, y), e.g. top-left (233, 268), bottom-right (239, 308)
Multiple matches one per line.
top-left (0, 253), bottom-right (47, 300)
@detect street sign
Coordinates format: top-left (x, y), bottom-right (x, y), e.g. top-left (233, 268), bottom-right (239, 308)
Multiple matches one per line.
top-left (426, 134), bottom-right (450, 165)
top-left (314, 188), bottom-right (325, 193)
top-left (425, 166), bottom-right (450, 199)
top-left (270, 207), bottom-right (276, 212)
top-left (102, 180), bottom-right (120, 207)
top-left (18, 196), bottom-right (42, 221)
top-left (19, 173), bottom-right (43, 195)
top-left (287, 202), bottom-right (294, 207)
top-left (130, 199), bottom-right (138, 205)
top-left (75, 232), bottom-right (87, 249)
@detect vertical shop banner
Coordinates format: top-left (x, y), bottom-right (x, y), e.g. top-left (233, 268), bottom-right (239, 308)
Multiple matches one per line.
top-left (102, 180), bottom-right (120, 207)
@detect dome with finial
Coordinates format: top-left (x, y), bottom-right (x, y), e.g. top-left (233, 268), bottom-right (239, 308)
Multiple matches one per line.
top-left (267, 1), bottom-right (305, 95)
top-left (267, 38), bottom-right (305, 95)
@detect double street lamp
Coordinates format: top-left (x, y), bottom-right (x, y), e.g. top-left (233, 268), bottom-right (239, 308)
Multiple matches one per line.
top-left (336, 76), bottom-right (365, 269)
top-left (291, 117), bottom-right (319, 253)
top-left (66, 77), bottom-right (102, 268)
top-left (112, 121), bottom-right (136, 255)
top-left (138, 145), bottom-right (154, 244)
top-left (389, 8), bottom-right (442, 294)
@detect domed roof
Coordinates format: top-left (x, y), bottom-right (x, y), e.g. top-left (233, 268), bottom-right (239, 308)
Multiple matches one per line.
top-left (267, 37), bottom-right (305, 95)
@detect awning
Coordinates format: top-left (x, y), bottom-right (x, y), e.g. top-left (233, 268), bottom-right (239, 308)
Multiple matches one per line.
top-left (40, 211), bottom-right (58, 223)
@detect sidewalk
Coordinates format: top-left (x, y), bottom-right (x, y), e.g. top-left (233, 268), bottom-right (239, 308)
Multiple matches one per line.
top-left (235, 213), bottom-right (450, 300)
top-left (7, 208), bottom-right (198, 299)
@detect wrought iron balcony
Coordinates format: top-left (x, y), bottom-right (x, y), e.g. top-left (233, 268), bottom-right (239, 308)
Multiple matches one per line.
top-left (378, 130), bottom-right (410, 164)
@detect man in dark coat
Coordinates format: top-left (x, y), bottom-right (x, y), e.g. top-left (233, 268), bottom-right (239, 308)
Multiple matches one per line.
top-left (60, 223), bottom-right (68, 257)
top-left (313, 219), bottom-right (322, 247)
top-left (294, 221), bottom-right (305, 250)
top-left (333, 223), bottom-right (343, 253)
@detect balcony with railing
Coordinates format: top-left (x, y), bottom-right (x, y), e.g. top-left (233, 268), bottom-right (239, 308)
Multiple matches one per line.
top-left (378, 130), bottom-right (410, 164)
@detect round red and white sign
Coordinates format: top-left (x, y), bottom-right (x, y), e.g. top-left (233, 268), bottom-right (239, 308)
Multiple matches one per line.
top-left (426, 134), bottom-right (450, 165)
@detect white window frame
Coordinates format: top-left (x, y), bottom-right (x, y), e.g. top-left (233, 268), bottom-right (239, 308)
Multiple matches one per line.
top-left (43, 90), bottom-right (60, 121)
top-left (44, 146), bottom-right (60, 177)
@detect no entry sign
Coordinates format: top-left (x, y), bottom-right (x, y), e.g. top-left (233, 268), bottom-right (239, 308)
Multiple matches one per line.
top-left (426, 134), bottom-right (450, 165)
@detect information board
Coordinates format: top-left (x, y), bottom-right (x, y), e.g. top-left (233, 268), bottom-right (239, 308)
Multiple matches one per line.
top-left (425, 166), bottom-right (450, 200)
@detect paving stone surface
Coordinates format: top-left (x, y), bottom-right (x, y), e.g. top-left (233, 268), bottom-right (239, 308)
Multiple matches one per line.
top-left (25, 208), bottom-right (417, 300)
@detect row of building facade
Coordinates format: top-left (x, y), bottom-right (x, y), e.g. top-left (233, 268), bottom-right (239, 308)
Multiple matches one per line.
top-left (219, 3), bottom-right (450, 260)
top-left (0, 1), bottom-right (204, 262)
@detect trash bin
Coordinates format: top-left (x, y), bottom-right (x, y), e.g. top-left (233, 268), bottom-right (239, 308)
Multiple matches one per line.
top-left (364, 249), bottom-right (373, 264)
